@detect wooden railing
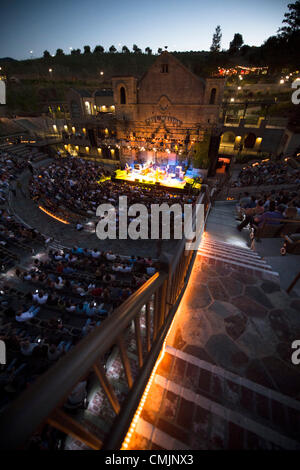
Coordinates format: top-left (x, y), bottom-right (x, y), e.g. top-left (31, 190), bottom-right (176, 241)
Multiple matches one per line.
top-left (287, 271), bottom-right (300, 294)
top-left (0, 187), bottom-right (212, 450)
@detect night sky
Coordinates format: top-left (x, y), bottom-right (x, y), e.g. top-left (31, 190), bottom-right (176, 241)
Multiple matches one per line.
top-left (0, 0), bottom-right (289, 60)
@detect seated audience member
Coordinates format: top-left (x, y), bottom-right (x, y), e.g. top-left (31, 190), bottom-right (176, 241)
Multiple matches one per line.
top-left (146, 265), bottom-right (156, 276)
top-left (254, 200), bottom-right (284, 227)
top-left (20, 339), bottom-right (38, 356)
top-left (16, 305), bottom-right (40, 322)
top-left (237, 199), bottom-right (264, 231)
top-left (33, 291), bottom-right (48, 305)
top-left (47, 343), bottom-right (64, 361)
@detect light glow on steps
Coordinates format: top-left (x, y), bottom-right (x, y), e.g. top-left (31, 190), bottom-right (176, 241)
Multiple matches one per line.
top-left (38, 206), bottom-right (70, 224)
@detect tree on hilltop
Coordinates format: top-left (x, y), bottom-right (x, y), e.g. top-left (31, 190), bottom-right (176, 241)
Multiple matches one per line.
top-left (94, 45), bottom-right (104, 54)
top-left (83, 45), bottom-right (91, 54)
top-left (210, 25), bottom-right (222, 52)
top-left (229, 33), bottom-right (244, 53)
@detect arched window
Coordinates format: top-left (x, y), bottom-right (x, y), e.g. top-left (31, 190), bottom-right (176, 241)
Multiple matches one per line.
top-left (120, 86), bottom-right (126, 104)
top-left (209, 88), bottom-right (217, 105)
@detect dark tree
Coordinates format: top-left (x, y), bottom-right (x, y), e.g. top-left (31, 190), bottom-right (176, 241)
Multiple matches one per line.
top-left (122, 45), bottom-right (130, 53)
top-left (109, 45), bottom-right (117, 53)
top-left (278, 0), bottom-right (300, 36)
top-left (132, 44), bottom-right (142, 53)
top-left (83, 45), bottom-right (91, 54)
top-left (93, 45), bottom-right (104, 54)
top-left (145, 47), bottom-right (152, 55)
top-left (240, 44), bottom-right (251, 56)
top-left (210, 25), bottom-right (222, 52)
top-left (71, 48), bottom-right (81, 55)
top-left (55, 48), bottom-right (64, 56)
top-left (157, 47), bottom-right (163, 54)
top-left (43, 50), bottom-right (51, 58)
top-left (229, 33), bottom-right (244, 53)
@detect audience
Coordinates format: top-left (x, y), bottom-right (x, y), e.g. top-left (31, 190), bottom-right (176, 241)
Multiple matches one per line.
top-left (232, 158), bottom-right (300, 188)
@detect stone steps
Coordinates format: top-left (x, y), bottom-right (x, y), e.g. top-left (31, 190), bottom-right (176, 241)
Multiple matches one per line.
top-left (198, 238), bottom-right (280, 282)
top-left (198, 245), bottom-right (271, 268)
top-left (201, 238), bottom-right (261, 257)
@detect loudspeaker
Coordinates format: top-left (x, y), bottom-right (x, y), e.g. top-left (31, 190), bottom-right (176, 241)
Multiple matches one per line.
top-left (207, 134), bottom-right (221, 177)
top-left (88, 129), bottom-right (97, 147)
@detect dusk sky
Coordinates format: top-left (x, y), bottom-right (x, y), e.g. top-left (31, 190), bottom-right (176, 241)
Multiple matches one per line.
top-left (0, 0), bottom-right (289, 60)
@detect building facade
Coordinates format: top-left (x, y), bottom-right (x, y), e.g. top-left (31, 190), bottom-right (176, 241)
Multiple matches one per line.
top-left (112, 51), bottom-right (225, 165)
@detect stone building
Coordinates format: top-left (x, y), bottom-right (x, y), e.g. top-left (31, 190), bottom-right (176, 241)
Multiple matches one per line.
top-left (111, 51), bottom-right (225, 165)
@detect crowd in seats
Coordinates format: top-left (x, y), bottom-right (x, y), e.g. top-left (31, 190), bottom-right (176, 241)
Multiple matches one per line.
top-left (236, 189), bottom-right (300, 240)
top-left (29, 157), bottom-right (110, 218)
top-left (0, 242), bottom-right (158, 413)
top-left (29, 157), bottom-right (196, 226)
top-left (231, 159), bottom-right (300, 188)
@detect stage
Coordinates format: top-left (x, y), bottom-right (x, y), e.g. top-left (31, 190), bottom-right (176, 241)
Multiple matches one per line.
top-left (113, 163), bottom-right (199, 190)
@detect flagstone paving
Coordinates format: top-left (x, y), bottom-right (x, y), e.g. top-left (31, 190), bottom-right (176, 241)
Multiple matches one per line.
top-left (127, 249), bottom-right (300, 450)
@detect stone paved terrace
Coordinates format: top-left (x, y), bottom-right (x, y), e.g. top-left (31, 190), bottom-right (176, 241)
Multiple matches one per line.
top-left (124, 231), bottom-right (300, 450)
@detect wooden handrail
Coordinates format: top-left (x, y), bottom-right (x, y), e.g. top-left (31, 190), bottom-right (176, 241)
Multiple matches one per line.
top-left (287, 271), bottom-right (300, 294)
top-left (0, 272), bottom-right (166, 450)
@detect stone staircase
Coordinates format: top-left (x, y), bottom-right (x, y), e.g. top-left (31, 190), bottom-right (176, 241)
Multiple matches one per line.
top-left (198, 237), bottom-right (280, 282)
